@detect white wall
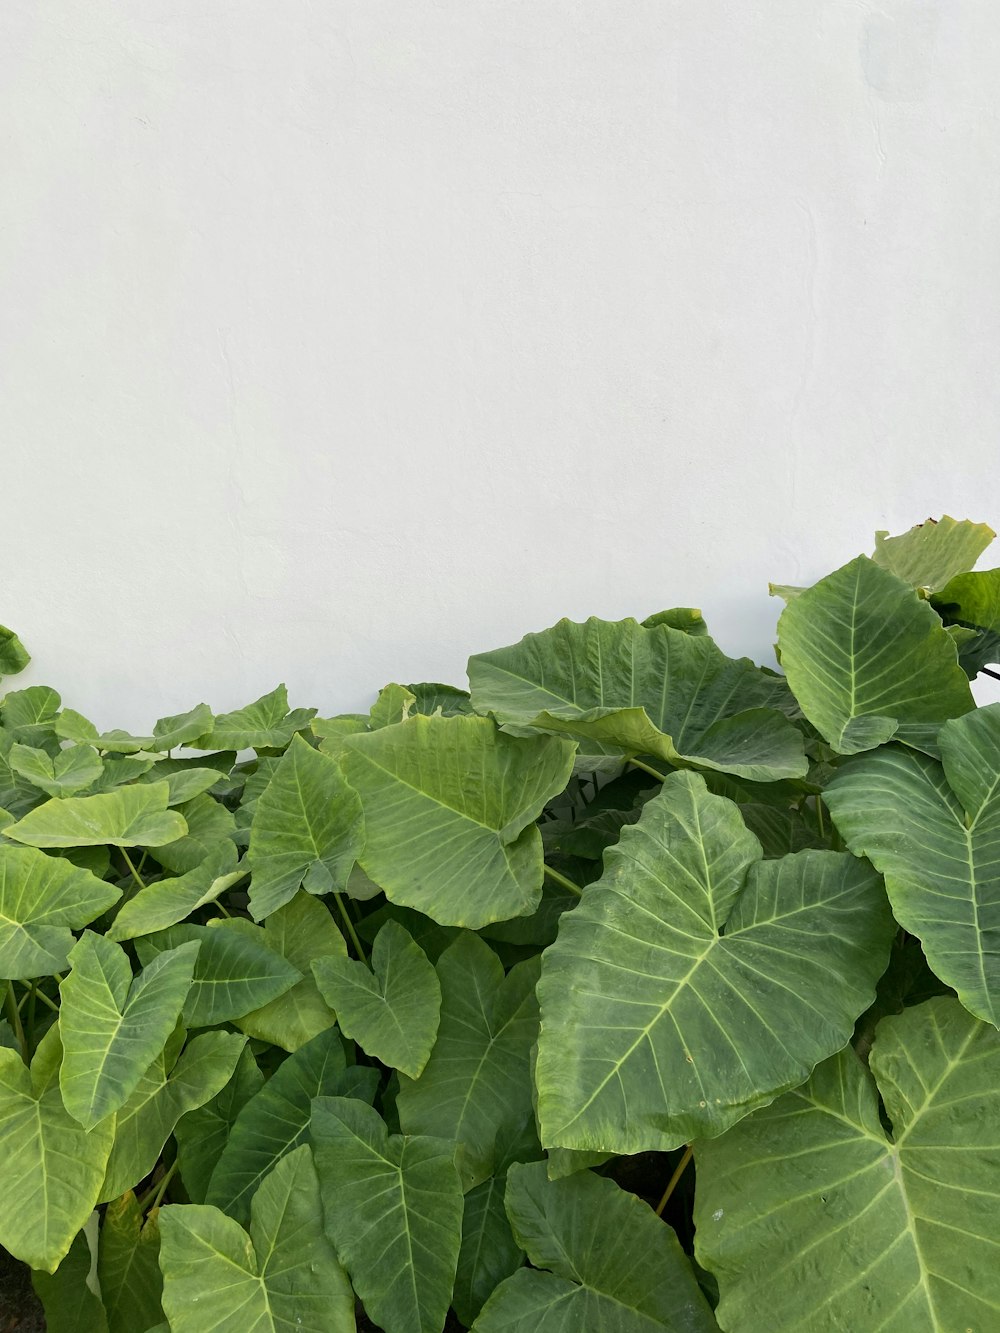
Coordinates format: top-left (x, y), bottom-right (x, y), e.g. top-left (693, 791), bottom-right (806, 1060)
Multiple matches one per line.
top-left (2, 2), bottom-right (998, 729)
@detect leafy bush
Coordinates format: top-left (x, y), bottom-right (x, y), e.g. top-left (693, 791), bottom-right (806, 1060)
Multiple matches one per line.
top-left (1, 515), bottom-right (999, 1332)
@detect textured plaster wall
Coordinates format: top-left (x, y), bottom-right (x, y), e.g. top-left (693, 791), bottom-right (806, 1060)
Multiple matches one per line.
top-left (2, 2), bottom-right (998, 727)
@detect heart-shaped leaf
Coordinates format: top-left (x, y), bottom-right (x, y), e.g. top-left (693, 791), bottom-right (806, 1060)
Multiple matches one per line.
top-left (0, 844), bottom-right (120, 979)
top-left (311, 1095), bottom-right (465, 1333)
top-left (312, 920), bottom-right (440, 1078)
top-left (5, 782), bottom-right (187, 849)
top-left (342, 715), bottom-right (576, 929)
top-left (151, 704), bottom-right (214, 752)
top-left (535, 771), bottom-right (894, 1153)
top-left (189, 685), bottom-right (316, 751)
top-left (468, 616), bottom-right (807, 781)
top-left (159, 1146), bottom-right (354, 1332)
top-left (695, 997), bottom-right (1000, 1330)
top-left (9, 742), bottom-right (103, 797)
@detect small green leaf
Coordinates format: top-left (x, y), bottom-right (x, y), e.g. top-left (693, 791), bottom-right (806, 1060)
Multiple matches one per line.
top-left (311, 1095), bottom-right (465, 1333)
top-left (140, 764), bottom-right (226, 806)
top-left (369, 682), bottom-right (417, 728)
top-left (398, 933), bottom-right (541, 1190)
top-left (5, 782), bottom-right (187, 848)
top-left (59, 932), bottom-right (200, 1129)
top-left (100, 1028), bottom-right (246, 1202)
top-left (343, 715), bottom-right (576, 929)
top-left (0, 1027), bottom-right (116, 1272)
top-left (404, 682), bottom-right (474, 716)
top-left (99, 1191), bottom-right (164, 1333)
top-left (1, 685), bottom-right (61, 746)
top-left (9, 743), bottom-right (103, 797)
top-left (190, 684), bottom-right (317, 751)
top-left (151, 703), bottom-right (214, 752)
top-left (205, 1025), bottom-right (348, 1225)
top-left (246, 733), bottom-right (364, 919)
top-left (0, 844), bottom-right (120, 979)
top-left (108, 843), bottom-right (244, 942)
top-left (475, 1161), bottom-right (716, 1331)
top-left (0, 624), bottom-right (30, 676)
top-left (175, 1045), bottom-right (264, 1204)
top-left (312, 920), bottom-right (441, 1077)
top-left (641, 606), bottom-right (709, 635)
top-left (159, 1146), bottom-right (354, 1332)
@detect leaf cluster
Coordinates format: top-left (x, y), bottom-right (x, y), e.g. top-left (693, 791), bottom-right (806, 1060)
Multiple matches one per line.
top-left (2, 515), bottom-right (1000, 1331)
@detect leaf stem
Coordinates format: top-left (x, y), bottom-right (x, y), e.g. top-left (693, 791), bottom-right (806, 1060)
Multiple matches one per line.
top-left (4, 983), bottom-right (26, 1059)
top-left (629, 758), bottom-right (669, 782)
top-left (543, 864), bottom-right (583, 898)
top-left (335, 893), bottom-right (368, 964)
top-left (141, 1160), bottom-right (178, 1213)
top-left (28, 986), bottom-right (59, 1014)
top-left (121, 848), bottom-right (147, 892)
top-left (816, 797), bottom-right (826, 840)
top-left (655, 1144), bottom-right (693, 1216)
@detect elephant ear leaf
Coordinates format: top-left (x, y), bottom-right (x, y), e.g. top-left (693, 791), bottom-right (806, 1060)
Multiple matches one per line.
top-left (871, 515), bottom-right (994, 592)
top-left (0, 625), bottom-right (29, 676)
top-left (159, 1146), bottom-right (354, 1332)
top-left (536, 771), bottom-right (894, 1154)
top-left (695, 997), bottom-right (1000, 1331)
top-left (468, 615), bottom-right (806, 781)
top-left (475, 1161), bottom-right (716, 1331)
top-left (4, 782), bottom-right (187, 848)
top-left (0, 844), bottom-right (120, 979)
top-left (776, 555), bottom-right (974, 754)
top-left (824, 703), bottom-right (1000, 1026)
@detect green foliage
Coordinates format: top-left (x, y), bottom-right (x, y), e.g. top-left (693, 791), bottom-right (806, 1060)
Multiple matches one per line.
top-left (2, 515), bottom-right (1000, 1329)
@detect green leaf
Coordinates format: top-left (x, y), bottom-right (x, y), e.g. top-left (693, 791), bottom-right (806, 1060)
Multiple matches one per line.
top-left (369, 682), bottom-right (417, 727)
top-left (159, 1146), bottom-right (354, 1332)
top-left (100, 1028), bottom-right (247, 1202)
top-left (405, 681), bottom-right (474, 716)
top-left (59, 932), bottom-right (200, 1128)
top-left (398, 933), bottom-right (541, 1189)
top-left (312, 920), bottom-right (440, 1077)
top-left (695, 996), bottom-right (1000, 1331)
top-left (0, 844), bottom-right (120, 979)
top-left (1, 685), bottom-right (61, 746)
top-left (0, 1027), bottom-right (115, 1271)
top-left (453, 1174), bottom-right (524, 1327)
top-left (5, 782), bottom-right (187, 848)
top-left (56, 708), bottom-right (156, 754)
top-left (9, 742), bottom-right (104, 797)
top-left (133, 922), bottom-right (300, 1030)
top-left (31, 1218), bottom-right (108, 1333)
top-left (824, 705), bottom-right (1000, 1026)
top-left (535, 771), bottom-right (894, 1154)
top-left (140, 764), bottom-right (226, 806)
top-left (246, 733), bottom-right (364, 919)
top-left (776, 555), bottom-right (975, 754)
top-left (220, 892), bottom-right (346, 1051)
top-left (871, 515), bottom-right (994, 591)
top-left (311, 1095), bottom-right (465, 1333)
top-left (151, 703), bottom-right (214, 752)
top-left (86, 754), bottom-right (156, 792)
top-left (343, 715), bottom-right (576, 928)
top-left (175, 1045), bottom-right (264, 1203)
top-left (641, 606), bottom-right (709, 636)
top-left (190, 684), bottom-right (317, 751)
top-left (148, 792), bottom-right (234, 874)
top-left (468, 616), bottom-right (807, 781)
top-left (108, 843), bottom-right (244, 942)
top-left (0, 728), bottom-right (47, 817)
top-left (205, 1025), bottom-right (347, 1224)
top-left (933, 566), bottom-right (1000, 632)
top-left (0, 623), bottom-right (30, 675)
top-left (99, 1192), bottom-right (164, 1333)
top-left (475, 1161), bottom-right (716, 1332)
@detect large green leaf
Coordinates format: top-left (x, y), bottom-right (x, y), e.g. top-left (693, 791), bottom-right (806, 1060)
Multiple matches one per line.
top-left (58, 932), bottom-right (200, 1129)
top-left (468, 616), bottom-right (806, 781)
top-left (824, 705), bottom-right (1000, 1026)
top-left (342, 715), bottom-right (576, 928)
top-left (695, 996), bottom-right (1000, 1331)
top-left (148, 792), bottom-right (235, 874)
top-left (871, 516), bottom-right (994, 591)
top-left (0, 1027), bottom-right (115, 1271)
top-left (190, 684), bottom-right (316, 751)
top-left (0, 623), bottom-right (30, 675)
top-left (246, 733), bottom-right (364, 919)
top-left (159, 1146), bottom-right (354, 1332)
top-left (31, 1219), bottom-right (108, 1333)
top-left (99, 1192), bottom-right (164, 1333)
top-left (776, 556), bottom-right (974, 754)
top-left (151, 703), bottom-right (213, 752)
top-left (397, 933), bottom-right (540, 1189)
top-left (100, 1028), bottom-right (246, 1201)
top-left (312, 920), bottom-right (440, 1078)
top-left (475, 1161), bottom-right (716, 1331)
top-left (535, 771), bottom-right (894, 1154)
top-left (220, 892), bottom-right (345, 1051)
top-left (205, 1025), bottom-right (348, 1225)
top-left (9, 742), bottom-right (103, 797)
top-left (133, 921), bottom-right (300, 1030)
top-left (107, 843), bottom-right (244, 942)
top-left (311, 1095), bottom-right (465, 1333)
top-left (56, 708), bottom-right (155, 754)
top-left (0, 844), bottom-right (120, 979)
top-left (174, 1045), bottom-right (264, 1203)
top-left (5, 782), bottom-right (188, 848)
